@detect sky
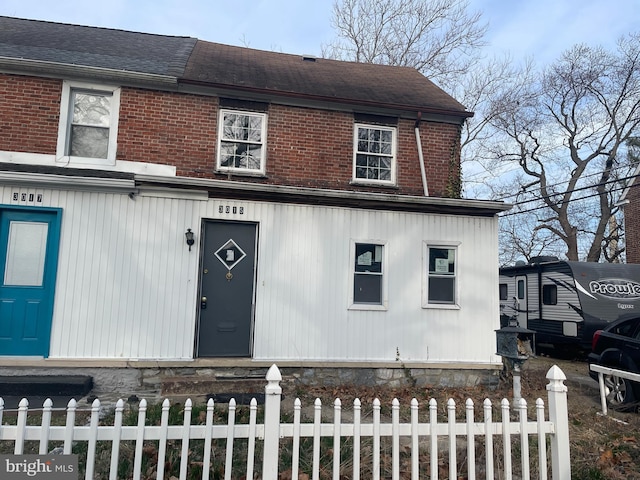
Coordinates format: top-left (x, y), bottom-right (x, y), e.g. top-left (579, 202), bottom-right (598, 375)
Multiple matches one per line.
top-left (1, 0), bottom-right (639, 67)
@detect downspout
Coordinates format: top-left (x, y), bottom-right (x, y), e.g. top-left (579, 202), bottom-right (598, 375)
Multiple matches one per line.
top-left (414, 112), bottom-right (429, 196)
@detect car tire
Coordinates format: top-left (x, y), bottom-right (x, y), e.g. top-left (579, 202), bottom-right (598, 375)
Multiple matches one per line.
top-left (604, 374), bottom-right (635, 407)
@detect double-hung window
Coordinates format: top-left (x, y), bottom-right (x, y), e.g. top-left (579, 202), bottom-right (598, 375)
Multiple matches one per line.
top-left (353, 124), bottom-right (396, 185)
top-left (217, 109), bottom-right (267, 175)
top-left (351, 241), bottom-right (387, 309)
top-left (57, 81), bottom-right (120, 165)
top-left (424, 244), bottom-right (458, 307)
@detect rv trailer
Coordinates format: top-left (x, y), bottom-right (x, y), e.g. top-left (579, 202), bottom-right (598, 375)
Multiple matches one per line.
top-left (499, 257), bottom-right (640, 350)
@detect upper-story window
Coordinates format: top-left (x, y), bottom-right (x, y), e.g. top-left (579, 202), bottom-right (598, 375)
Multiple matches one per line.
top-left (217, 109), bottom-right (267, 175)
top-left (56, 81), bottom-right (120, 166)
top-left (353, 124), bottom-right (396, 185)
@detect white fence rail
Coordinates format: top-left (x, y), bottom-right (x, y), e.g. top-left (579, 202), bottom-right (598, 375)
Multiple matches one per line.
top-left (0, 364), bottom-right (571, 480)
top-left (590, 363), bottom-right (640, 416)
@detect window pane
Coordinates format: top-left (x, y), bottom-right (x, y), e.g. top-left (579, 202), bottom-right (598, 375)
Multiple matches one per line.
top-left (223, 113), bottom-right (262, 142)
top-left (4, 221), bottom-right (48, 287)
top-left (73, 92), bottom-right (111, 127)
top-left (220, 142), bottom-right (262, 169)
top-left (542, 284), bottom-right (557, 305)
top-left (429, 248), bottom-right (455, 274)
top-left (499, 283), bottom-right (508, 301)
top-left (70, 125), bottom-right (109, 158)
top-left (355, 243), bottom-right (382, 273)
top-left (428, 277), bottom-right (455, 303)
top-left (354, 274), bottom-right (382, 303)
top-left (517, 279), bottom-right (525, 299)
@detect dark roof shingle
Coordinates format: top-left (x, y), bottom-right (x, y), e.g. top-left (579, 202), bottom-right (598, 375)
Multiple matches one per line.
top-left (0, 16), bottom-right (469, 116)
top-left (184, 41), bottom-right (469, 115)
top-left (0, 16), bottom-right (196, 77)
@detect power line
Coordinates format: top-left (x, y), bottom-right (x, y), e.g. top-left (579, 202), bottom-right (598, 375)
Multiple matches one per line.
top-left (500, 181), bottom-right (632, 217)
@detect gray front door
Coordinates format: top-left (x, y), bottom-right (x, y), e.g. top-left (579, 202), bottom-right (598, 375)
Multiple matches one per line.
top-left (196, 220), bottom-right (257, 357)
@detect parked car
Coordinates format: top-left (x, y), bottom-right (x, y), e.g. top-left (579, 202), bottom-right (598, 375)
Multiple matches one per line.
top-left (588, 316), bottom-right (640, 407)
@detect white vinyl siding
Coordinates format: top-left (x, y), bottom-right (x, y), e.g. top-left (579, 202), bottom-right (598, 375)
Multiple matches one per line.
top-left (1, 185), bottom-right (500, 364)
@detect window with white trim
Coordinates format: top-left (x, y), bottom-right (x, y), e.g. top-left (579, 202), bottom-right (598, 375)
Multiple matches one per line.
top-left (351, 241), bottom-right (387, 309)
top-left (56, 81), bottom-right (121, 165)
top-left (353, 124), bottom-right (396, 184)
top-left (217, 109), bottom-right (267, 174)
top-left (424, 244), bottom-right (457, 306)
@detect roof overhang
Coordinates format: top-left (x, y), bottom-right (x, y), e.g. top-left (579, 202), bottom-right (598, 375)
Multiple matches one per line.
top-left (0, 164), bottom-right (509, 216)
top-left (135, 174), bottom-right (509, 217)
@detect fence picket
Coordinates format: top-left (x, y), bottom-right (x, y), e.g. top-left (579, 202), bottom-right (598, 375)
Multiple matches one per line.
top-left (63, 398), bottom-right (76, 454)
top-left (333, 399), bottom-right (341, 480)
top-left (519, 398), bottom-right (530, 480)
top-left (222, 399), bottom-right (234, 480)
top-left (15, 398), bottom-right (28, 454)
top-left (353, 398), bottom-right (361, 480)
top-left (501, 398), bottom-right (512, 480)
top-left (38, 398), bottom-right (52, 454)
top-left (536, 398), bottom-right (548, 480)
top-left (246, 398), bottom-right (258, 480)
top-left (86, 398), bottom-right (101, 480)
top-left (482, 399), bottom-right (494, 479)
top-left (465, 399), bottom-right (476, 480)
top-left (109, 399), bottom-right (124, 480)
top-left (373, 398), bottom-right (381, 480)
top-left (292, 398), bottom-right (302, 480)
top-left (410, 398), bottom-right (419, 480)
top-left (447, 399), bottom-right (457, 480)
top-left (132, 398), bottom-right (147, 480)
top-left (0, 364), bottom-right (571, 480)
top-left (312, 398), bottom-right (321, 480)
top-left (429, 398), bottom-right (438, 480)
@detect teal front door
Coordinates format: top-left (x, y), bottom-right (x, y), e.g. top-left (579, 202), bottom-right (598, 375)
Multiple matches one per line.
top-left (0, 207), bottom-right (61, 356)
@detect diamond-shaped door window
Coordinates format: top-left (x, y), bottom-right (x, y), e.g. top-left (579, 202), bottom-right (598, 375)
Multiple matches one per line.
top-left (214, 239), bottom-right (247, 270)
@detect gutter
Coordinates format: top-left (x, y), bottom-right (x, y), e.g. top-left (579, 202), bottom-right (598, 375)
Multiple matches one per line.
top-left (134, 173), bottom-right (511, 216)
top-left (415, 112), bottom-right (428, 196)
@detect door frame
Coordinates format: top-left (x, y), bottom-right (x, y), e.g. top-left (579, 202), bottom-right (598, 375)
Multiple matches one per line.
top-left (0, 205), bottom-right (62, 358)
top-left (515, 274), bottom-right (528, 328)
top-left (194, 218), bottom-right (259, 357)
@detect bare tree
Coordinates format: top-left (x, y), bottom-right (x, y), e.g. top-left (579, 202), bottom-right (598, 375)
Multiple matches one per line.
top-left (323, 0), bottom-right (524, 199)
top-left (491, 35), bottom-right (640, 262)
top-left (323, 0), bottom-right (487, 86)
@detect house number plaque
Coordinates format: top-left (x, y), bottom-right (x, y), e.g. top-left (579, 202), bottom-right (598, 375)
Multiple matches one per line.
top-left (218, 205), bottom-right (245, 215)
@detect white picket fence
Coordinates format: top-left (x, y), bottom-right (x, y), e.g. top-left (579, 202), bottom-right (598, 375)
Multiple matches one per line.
top-left (0, 364), bottom-right (571, 480)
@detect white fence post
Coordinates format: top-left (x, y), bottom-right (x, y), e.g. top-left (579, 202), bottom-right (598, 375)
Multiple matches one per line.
top-left (262, 364), bottom-right (283, 480)
top-left (546, 365), bottom-right (571, 479)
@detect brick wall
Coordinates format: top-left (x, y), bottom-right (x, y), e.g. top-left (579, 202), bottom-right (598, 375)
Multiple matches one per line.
top-left (625, 184), bottom-right (640, 263)
top-left (0, 74), bottom-right (61, 154)
top-left (1, 73), bottom-right (462, 198)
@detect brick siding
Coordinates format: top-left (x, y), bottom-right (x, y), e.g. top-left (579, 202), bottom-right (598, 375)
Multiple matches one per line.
top-left (625, 184), bottom-right (640, 263)
top-left (0, 73), bottom-right (462, 198)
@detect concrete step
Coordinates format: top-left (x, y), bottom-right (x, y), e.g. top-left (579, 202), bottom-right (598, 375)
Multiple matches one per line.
top-left (161, 376), bottom-right (266, 404)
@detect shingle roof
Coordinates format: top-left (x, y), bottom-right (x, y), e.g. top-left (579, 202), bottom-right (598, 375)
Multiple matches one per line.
top-left (184, 41), bottom-right (469, 115)
top-left (0, 16), bottom-right (470, 117)
top-left (0, 16), bottom-right (196, 77)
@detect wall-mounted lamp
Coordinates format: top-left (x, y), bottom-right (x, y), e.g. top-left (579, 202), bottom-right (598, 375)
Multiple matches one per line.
top-left (185, 228), bottom-right (195, 251)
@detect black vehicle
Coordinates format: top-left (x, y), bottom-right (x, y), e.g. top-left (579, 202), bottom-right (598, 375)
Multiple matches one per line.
top-left (588, 316), bottom-right (640, 407)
